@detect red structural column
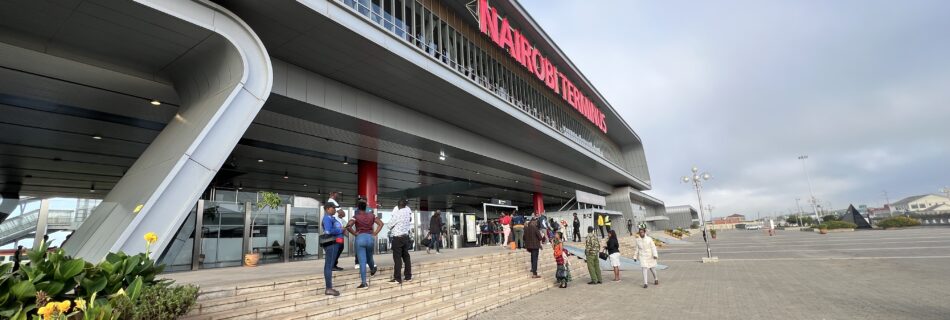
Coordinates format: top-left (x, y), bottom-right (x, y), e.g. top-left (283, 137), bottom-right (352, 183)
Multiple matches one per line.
top-left (357, 160), bottom-right (378, 208)
top-left (533, 192), bottom-right (544, 214)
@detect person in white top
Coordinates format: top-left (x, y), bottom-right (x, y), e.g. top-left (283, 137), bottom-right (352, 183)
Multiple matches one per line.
top-left (387, 198), bottom-right (413, 283)
top-left (633, 227), bottom-right (659, 289)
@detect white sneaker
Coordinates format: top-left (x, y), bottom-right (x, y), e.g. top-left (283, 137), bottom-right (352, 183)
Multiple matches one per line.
top-left (354, 265), bottom-right (360, 270)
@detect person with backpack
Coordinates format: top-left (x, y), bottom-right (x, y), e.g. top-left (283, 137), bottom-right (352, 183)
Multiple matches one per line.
top-left (512, 214), bottom-right (526, 249)
top-left (536, 211), bottom-right (549, 244)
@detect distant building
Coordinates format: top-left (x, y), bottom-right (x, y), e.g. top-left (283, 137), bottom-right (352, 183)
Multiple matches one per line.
top-left (713, 214), bottom-right (745, 225)
top-left (664, 205), bottom-right (699, 229)
top-left (891, 194), bottom-right (950, 214)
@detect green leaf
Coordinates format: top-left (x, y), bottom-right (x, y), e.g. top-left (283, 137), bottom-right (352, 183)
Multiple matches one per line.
top-left (126, 276), bottom-right (143, 301)
top-left (34, 280), bottom-right (65, 296)
top-left (10, 306), bottom-right (26, 320)
top-left (56, 259), bottom-right (85, 281)
top-left (105, 252), bottom-right (124, 264)
top-left (124, 255), bottom-right (140, 276)
top-left (81, 275), bottom-right (108, 294)
top-left (98, 260), bottom-right (115, 275)
top-left (10, 280), bottom-right (36, 300)
top-left (0, 290), bottom-right (9, 305)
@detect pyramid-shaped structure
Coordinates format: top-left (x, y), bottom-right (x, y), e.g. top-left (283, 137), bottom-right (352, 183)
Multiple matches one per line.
top-left (841, 204), bottom-right (873, 229)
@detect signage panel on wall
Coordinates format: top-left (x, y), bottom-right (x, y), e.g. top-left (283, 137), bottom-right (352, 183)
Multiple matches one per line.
top-left (575, 190), bottom-right (607, 207)
top-left (477, 0), bottom-right (607, 133)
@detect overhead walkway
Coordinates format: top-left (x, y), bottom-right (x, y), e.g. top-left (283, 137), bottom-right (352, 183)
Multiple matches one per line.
top-left (0, 199), bottom-right (89, 246)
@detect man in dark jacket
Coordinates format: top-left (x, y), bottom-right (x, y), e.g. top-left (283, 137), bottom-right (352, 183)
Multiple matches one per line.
top-left (428, 211), bottom-right (443, 254)
top-left (572, 213), bottom-right (581, 242)
top-left (523, 217), bottom-right (544, 278)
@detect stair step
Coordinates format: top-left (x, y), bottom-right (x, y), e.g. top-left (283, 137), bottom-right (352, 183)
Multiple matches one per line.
top-left (188, 252), bottom-right (529, 315)
top-left (184, 253), bottom-right (538, 319)
top-left (196, 251), bottom-right (526, 301)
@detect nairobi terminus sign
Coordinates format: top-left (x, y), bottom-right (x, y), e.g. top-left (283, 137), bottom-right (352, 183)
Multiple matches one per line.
top-left (477, 0), bottom-right (607, 133)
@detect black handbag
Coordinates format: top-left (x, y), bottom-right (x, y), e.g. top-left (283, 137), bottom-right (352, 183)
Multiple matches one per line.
top-left (421, 233), bottom-right (432, 247)
top-left (598, 249), bottom-right (609, 261)
top-left (319, 234), bottom-right (337, 247)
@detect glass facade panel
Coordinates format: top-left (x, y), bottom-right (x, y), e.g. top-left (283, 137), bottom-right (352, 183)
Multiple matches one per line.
top-left (201, 201), bottom-right (245, 268)
top-left (289, 207), bottom-right (321, 260)
top-left (249, 204), bottom-right (285, 265)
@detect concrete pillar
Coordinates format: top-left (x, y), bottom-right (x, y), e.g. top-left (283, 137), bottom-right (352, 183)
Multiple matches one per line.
top-left (358, 161), bottom-right (378, 208)
top-left (33, 199), bottom-right (49, 248)
top-left (533, 192), bottom-right (544, 214)
top-left (63, 0), bottom-right (272, 262)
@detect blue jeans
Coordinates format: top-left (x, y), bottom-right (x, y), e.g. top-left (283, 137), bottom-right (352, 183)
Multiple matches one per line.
top-left (428, 232), bottom-right (440, 252)
top-left (324, 243), bottom-right (341, 289)
top-left (355, 234), bottom-right (376, 285)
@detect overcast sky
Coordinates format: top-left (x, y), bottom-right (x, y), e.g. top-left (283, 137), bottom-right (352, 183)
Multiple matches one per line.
top-left (521, 0), bottom-right (950, 218)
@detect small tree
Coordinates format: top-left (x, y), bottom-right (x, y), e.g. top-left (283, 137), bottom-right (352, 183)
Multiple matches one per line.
top-left (822, 214), bottom-right (840, 222)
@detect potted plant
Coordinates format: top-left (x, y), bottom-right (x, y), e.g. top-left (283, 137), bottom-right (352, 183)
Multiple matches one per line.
top-left (710, 229), bottom-right (717, 239)
top-left (245, 191), bottom-right (282, 267)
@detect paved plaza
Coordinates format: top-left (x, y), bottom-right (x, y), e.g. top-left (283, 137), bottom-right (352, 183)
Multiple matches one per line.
top-left (477, 227), bottom-right (950, 320)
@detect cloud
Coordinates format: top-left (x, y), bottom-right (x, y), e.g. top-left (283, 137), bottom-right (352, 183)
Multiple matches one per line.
top-left (521, 0), bottom-right (950, 217)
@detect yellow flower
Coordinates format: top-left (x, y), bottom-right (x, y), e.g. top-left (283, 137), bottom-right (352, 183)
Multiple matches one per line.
top-left (37, 306), bottom-right (49, 318)
top-left (115, 288), bottom-right (126, 296)
top-left (57, 300), bottom-right (71, 313)
top-left (144, 232), bottom-right (158, 244)
top-left (74, 298), bottom-right (86, 311)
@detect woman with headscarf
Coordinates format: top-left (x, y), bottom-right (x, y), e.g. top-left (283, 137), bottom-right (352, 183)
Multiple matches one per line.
top-left (552, 231), bottom-right (572, 288)
top-left (633, 227), bottom-right (659, 288)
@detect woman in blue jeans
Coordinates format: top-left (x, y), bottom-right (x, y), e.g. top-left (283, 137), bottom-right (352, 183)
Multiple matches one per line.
top-left (322, 203), bottom-right (345, 296)
top-left (345, 199), bottom-right (384, 288)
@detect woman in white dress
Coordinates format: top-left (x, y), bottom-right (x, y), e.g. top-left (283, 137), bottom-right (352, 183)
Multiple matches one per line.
top-left (633, 227), bottom-right (659, 288)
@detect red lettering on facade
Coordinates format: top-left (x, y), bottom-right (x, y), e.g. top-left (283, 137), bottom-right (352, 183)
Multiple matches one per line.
top-left (478, 0), bottom-right (606, 133)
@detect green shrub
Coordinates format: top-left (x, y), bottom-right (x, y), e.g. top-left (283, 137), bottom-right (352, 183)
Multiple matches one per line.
top-left (818, 221), bottom-right (857, 230)
top-left (0, 236), bottom-right (189, 320)
top-left (878, 216), bottom-right (920, 229)
top-left (112, 281), bottom-right (199, 320)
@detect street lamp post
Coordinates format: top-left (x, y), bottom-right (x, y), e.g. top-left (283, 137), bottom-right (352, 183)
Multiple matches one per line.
top-left (794, 198), bottom-right (804, 226)
top-left (683, 166), bottom-right (713, 259)
top-left (798, 155), bottom-right (822, 225)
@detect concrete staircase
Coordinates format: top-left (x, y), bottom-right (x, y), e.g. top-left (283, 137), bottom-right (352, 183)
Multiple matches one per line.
top-left (183, 250), bottom-right (586, 320)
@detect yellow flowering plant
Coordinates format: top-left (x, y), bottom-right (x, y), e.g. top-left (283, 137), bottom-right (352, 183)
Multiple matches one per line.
top-left (32, 300), bottom-right (76, 320)
top-left (144, 232), bottom-right (158, 259)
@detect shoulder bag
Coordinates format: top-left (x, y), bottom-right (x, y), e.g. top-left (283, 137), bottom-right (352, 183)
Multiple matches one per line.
top-left (598, 249), bottom-right (609, 261)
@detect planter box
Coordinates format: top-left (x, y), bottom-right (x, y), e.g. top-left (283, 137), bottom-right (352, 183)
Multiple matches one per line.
top-left (825, 228), bottom-right (855, 233)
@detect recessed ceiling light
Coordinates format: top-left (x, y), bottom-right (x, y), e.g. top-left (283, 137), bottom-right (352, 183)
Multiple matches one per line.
top-left (150, 100), bottom-right (161, 106)
top-left (343, 156), bottom-right (349, 165)
top-left (283, 171), bottom-right (289, 179)
top-left (257, 159), bottom-right (264, 163)
top-left (91, 135), bottom-right (102, 140)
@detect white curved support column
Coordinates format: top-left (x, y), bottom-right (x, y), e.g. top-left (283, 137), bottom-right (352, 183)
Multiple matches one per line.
top-left (64, 0), bottom-right (272, 261)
